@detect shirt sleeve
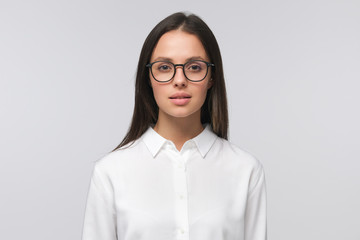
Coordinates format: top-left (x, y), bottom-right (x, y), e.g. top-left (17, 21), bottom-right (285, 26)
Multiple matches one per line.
top-left (82, 162), bottom-right (117, 240)
top-left (244, 163), bottom-right (267, 240)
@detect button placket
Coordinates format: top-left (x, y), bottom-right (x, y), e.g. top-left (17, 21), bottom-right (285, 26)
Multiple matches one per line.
top-left (173, 154), bottom-right (189, 240)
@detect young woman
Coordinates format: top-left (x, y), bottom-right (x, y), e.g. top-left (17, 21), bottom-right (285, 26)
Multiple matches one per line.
top-left (82, 12), bottom-right (267, 240)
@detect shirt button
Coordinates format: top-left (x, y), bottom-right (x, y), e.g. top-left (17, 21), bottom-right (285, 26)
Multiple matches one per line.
top-left (179, 194), bottom-right (184, 199)
top-left (177, 164), bottom-right (185, 171)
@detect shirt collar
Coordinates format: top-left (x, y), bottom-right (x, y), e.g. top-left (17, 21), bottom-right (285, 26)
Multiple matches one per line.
top-left (142, 124), bottom-right (218, 158)
top-left (142, 125), bottom-right (168, 157)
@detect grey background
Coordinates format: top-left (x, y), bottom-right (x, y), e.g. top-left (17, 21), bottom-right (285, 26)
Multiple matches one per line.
top-left (1, 0), bottom-right (359, 239)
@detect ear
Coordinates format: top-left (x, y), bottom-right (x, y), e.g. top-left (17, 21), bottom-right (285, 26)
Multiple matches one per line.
top-left (148, 78), bottom-right (153, 88)
top-left (207, 78), bottom-right (213, 89)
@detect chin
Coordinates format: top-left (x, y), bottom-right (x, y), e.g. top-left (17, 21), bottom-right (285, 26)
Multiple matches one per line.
top-left (162, 108), bottom-right (200, 119)
top-left (168, 111), bottom-right (194, 118)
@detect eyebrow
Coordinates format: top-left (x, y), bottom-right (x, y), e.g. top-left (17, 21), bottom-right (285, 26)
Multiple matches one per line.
top-left (152, 56), bottom-right (206, 62)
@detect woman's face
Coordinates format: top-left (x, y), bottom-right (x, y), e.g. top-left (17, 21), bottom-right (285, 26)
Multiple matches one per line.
top-left (149, 30), bottom-right (213, 120)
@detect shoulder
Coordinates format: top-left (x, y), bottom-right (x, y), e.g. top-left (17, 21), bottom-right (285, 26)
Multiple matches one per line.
top-left (93, 138), bottom-right (144, 174)
top-left (214, 137), bottom-right (264, 171)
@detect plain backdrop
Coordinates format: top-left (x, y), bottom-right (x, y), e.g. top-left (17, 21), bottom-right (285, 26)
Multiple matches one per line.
top-left (1, 0), bottom-right (359, 239)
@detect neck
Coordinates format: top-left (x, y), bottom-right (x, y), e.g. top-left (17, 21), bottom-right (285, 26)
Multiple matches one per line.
top-left (153, 110), bottom-right (204, 151)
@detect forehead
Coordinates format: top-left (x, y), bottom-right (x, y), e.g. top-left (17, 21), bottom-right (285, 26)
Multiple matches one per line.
top-left (151, 30), bottom-right (209, 62)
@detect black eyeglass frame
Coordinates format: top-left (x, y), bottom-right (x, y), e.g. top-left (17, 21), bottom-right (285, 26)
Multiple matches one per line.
top-left (146, 60), bottom-right (215, 83)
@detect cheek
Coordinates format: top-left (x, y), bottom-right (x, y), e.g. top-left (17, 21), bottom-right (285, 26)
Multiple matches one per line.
top-left (197, 82), bottom-right (211, 100)
top-left (151, 81), bottom-right (167, 104)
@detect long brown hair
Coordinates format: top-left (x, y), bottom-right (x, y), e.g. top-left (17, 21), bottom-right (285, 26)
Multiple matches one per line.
top-left (111, 12), bottom-right (228, 152)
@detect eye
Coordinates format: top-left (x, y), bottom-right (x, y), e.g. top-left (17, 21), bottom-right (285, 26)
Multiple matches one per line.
top-left (186, 62), bottom-right (203, 72)
top-left (157, 62), bottom-right (173, 72)
top-left (186, 61), bottom-right (206, 73)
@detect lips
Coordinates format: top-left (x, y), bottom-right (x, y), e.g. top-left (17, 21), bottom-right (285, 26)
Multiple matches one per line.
top-left (169, 92), bottom-right (191, 106)
top-left (169, 92), bottom-right (191, 99)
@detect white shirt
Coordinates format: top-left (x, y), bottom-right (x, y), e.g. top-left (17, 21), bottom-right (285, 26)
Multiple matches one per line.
top-left (82, 124), bottom-right (267, 240)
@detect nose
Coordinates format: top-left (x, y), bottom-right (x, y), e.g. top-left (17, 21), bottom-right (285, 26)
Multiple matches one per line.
top-left (172, 65), bottom-right (188, 87)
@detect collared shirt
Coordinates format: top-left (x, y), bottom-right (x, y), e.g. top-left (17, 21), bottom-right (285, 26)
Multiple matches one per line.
top-left (82, 124), bottom-right (267, 240)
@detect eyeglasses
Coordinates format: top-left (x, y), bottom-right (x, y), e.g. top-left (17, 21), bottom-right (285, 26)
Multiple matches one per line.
top-left (146, 60), bottom-right (214, 82)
